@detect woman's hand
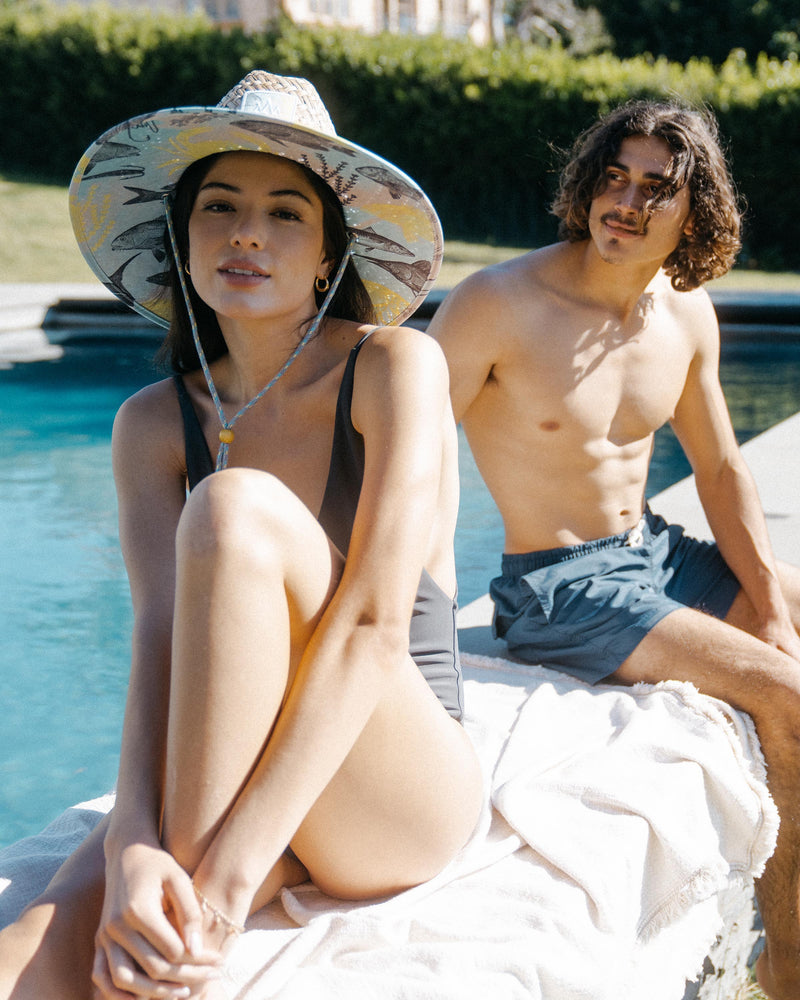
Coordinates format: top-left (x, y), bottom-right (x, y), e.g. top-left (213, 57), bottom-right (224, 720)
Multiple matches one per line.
top-left (92, 840), bottom-right (223, 999)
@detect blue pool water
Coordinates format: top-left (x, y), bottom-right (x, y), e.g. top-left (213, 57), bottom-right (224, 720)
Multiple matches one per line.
top-left (2, 336), bottom-right (800, 847)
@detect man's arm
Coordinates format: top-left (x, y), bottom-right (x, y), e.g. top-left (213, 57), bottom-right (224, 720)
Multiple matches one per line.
top-left (670, 291), bottom-right (800, 658)
top-left (427, 267), bottom-right (505, 422)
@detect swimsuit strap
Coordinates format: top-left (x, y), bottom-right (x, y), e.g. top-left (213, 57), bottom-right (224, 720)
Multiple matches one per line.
top-left (315, 328), bottom-right (378, 554)
top-left (173, 374), bottom-right (214, 489)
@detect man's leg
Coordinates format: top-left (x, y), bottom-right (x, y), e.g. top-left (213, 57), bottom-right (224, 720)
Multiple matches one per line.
top-left (611, 607), bottom-right (800, 1000)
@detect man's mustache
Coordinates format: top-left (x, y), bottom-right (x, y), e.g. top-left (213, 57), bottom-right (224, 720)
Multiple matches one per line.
top-left (601, 211), bottom-right (649, 235)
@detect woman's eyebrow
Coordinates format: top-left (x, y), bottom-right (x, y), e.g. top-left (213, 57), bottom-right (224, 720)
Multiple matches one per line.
top-left (199, 181), bottom-right (313, 204)
top-left (269, 188), bottom-right (314, 204)
top-left (198, 181), bottom-right (239, 194)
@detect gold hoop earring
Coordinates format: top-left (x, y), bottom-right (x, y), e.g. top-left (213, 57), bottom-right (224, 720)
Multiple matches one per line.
top-left (315, 275), bottom-right (330, 293)
top-left (184, 261), bottom-right (192, 276)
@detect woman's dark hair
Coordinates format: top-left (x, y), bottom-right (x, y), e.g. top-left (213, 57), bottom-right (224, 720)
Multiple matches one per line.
top-left (551, 101), bottom-right (742, 291)
top-left (156, 153), bottom-right (376, 373)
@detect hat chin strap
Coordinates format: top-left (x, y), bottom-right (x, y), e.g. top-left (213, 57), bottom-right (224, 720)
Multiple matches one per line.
top-left (163, 195), bottom-right (354, 471)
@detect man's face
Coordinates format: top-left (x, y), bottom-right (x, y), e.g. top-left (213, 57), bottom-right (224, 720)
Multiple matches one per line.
top-left (587, 135), bottom-right (693, 269)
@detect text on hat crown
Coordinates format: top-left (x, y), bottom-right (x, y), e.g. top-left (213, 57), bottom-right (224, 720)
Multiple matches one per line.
top-left (238, 90), bottom-right (300, 121)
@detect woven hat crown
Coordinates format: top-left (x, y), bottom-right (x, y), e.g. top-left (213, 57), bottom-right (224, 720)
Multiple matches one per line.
top-left (216, 71), bottom-right (336, 135)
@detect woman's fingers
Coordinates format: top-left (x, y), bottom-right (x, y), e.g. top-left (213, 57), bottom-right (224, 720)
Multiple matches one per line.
top-left (162, 871), bottom-right (210, 961)
top-left (95, 925), bottom-right (221, 998)
top-left (108, 881), bottom-right (218, 970)
top-left (92, 938), bottom-right (192, 999)
top-left (92, 942), bottom-right (136, 1000)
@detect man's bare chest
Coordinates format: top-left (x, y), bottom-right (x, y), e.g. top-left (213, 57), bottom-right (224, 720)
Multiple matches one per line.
top-left (501, 321), bottom-right (694, 445)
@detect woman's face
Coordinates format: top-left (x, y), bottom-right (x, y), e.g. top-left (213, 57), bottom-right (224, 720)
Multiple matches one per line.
top-left (187, 151), bottom-right (330, 328)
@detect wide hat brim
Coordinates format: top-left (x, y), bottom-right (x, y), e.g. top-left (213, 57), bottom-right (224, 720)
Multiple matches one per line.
top-left (69, 106), bottom-right (443, 328)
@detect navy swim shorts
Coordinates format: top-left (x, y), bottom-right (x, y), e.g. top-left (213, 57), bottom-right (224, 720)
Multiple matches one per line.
top-left (490, 507), bottom-right (740, 684)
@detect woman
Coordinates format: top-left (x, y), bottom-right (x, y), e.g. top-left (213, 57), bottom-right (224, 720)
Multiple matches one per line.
top-left (0, 72), bottom-right (482, 999)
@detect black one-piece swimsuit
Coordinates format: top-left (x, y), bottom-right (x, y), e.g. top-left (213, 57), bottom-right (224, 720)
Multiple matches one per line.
top-left (172, 332), bottom-right (464, 720)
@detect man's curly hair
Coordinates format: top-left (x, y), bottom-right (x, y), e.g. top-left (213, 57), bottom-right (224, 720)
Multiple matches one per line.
top-left (551, 101), bottom-right (742, 290)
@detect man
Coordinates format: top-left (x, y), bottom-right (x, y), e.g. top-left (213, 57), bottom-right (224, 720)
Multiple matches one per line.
top-left (429, 100), bottom-right (800, 999)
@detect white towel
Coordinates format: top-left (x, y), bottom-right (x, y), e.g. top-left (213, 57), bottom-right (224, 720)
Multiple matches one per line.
top-left (0, 657), bottom-right (778, 1000)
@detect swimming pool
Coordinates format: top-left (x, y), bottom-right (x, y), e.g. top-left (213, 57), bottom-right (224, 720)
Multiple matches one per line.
top-left (2, 336), bottom-right (800, 846)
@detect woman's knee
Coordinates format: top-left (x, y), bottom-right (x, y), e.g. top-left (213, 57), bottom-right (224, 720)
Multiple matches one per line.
top-left (176, 469), bottom-right (305, 567)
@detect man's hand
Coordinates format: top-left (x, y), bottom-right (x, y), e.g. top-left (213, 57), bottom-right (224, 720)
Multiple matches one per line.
top-left (758, 614), bottom-right (800, 664)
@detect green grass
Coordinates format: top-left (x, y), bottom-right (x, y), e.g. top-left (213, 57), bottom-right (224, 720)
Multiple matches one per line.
top-left (3, 174), bottom-right (800, 292)
top-left (1, 174), bottom-right (98, 284)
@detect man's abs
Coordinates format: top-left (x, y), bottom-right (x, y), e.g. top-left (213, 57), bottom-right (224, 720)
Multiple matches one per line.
top-left (465, 416), bottom-right (656, 553)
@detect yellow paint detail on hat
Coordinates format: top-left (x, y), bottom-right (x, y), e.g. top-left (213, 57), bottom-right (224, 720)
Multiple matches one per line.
top-left (81, 187), bottom-right (118, 253)
top-left (140, 289), bottom-right (171, 322)
top-left (359, 203), bottom-right (433, 242)
top-left (364, 281), bottom-right (407, 325)
top-left (150, 126), bottom-right (282, 180)
top-left (151, 133), bottom-right (227, 181)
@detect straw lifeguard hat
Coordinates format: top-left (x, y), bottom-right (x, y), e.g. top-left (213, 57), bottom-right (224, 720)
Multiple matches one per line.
top-left (69, 71), bottom-right (443, 328)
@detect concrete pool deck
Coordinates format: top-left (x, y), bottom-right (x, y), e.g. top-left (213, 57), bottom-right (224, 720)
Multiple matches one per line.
top-left (0, 282), bottom-right (116, 363)
top-left (2, 282), bottom-right (800, 349)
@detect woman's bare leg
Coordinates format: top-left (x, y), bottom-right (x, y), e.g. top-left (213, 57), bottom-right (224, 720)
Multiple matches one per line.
top-left (160, 468), bottom-right (482, 909)
top-left (0, 469), bottom-right (334, 1000)
top-left (0, 817), bottom-right (107, 1000)
top-left (161, 469), bottom-right (343, 871)
top-left (292, 656), bottom-right (482, 901)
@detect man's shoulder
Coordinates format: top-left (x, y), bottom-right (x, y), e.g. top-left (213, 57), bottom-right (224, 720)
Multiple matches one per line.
top-left (656, 276), bottom-right (718, 341)
top-left (438, 244), bottom-right (567, 319)
top-left (466, 243), bottom-right (564, 286)
top-left (454, 249), bottom-right (536, 296)
top-left (662, 276), bottom-right (714, 310)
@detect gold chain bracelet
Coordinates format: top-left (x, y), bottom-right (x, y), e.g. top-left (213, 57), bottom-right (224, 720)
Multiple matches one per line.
top-left (191, 881), bottom-right (246, 938)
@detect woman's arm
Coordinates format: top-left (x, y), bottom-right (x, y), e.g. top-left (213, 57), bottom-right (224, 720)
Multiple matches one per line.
top-left (94, 383), bottom-right (221, 996)
top-left (107, 384), bottom-right (185, 843)
top-left (191, 328), bottom-right (456, 921)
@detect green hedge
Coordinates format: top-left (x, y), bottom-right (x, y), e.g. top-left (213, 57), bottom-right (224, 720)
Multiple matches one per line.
top-left (3, 4), bottom-right (800, 267)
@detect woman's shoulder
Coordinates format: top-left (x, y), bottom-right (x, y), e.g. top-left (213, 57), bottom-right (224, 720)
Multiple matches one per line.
top-left (355, 323), bottom-right (448, 391)
top-left (358, 322), bottom-right (446, 365)
top-left (349, 324), bottom-right (449, 431)
top-left (113, 375), bottom-right (186, 465)
top-left (118, 373), bottom-right (178, 413)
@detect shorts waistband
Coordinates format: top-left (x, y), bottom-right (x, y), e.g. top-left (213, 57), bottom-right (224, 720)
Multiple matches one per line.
top-left (500, 509), bottom-right (651, 576)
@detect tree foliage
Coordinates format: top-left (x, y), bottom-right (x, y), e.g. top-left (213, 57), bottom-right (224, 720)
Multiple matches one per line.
top-left (3, 5), bottom-right (800, 265)
top-left (503, 0), bottom-right (800, 64)
top-left (577, 0), bottom-right (800, 63)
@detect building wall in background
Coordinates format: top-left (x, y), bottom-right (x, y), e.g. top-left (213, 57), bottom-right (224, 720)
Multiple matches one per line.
top-left (52, 0), bottom-right (491, 40)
